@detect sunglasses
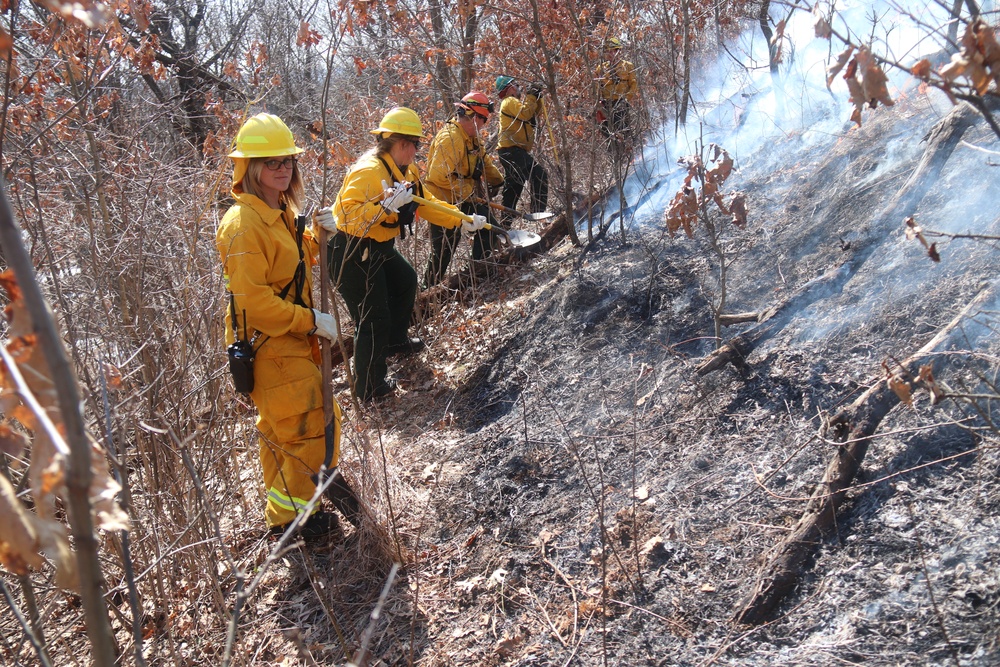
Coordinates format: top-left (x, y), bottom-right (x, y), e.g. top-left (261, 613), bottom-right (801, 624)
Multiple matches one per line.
top-left (262, 157), bottom-right (298, 171)
top-left (405, 138), bottom-right (422, 150)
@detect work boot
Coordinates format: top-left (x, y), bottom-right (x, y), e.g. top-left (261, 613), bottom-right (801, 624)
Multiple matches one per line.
top-left (269, 511), bottom-right (342, 544)
top-left (326, 477), bottom-right (363, 527)
top-left (362, 378), bottom-right (397, 402)
top-left (385, 337), bottom-right (425, 357)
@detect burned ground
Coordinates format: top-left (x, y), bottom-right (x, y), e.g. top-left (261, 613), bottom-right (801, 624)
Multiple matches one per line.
top-left (216, 91), bottom-right (1000, 666)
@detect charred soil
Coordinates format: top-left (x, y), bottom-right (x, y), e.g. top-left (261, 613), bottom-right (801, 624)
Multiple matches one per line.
top-left (223, 92), bottom-right (1000, 666)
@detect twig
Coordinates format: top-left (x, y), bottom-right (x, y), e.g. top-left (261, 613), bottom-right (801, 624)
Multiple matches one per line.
top-left (100, 359), bottom-right (147, 667)
top-left (0, 578), bottom-right (53, 667)
top-left (542, 554), bottom-right (578, 646)
top-left (905, 499), bottom-right (962, 667)
top-left (522, 584), bottom-right (567, 646)
top-left (285, 628), bottom-right (321, 667)
top-left (959, 139), bottom-right (1000, 156)
top-left (349, 562), bottom-right (400, 667)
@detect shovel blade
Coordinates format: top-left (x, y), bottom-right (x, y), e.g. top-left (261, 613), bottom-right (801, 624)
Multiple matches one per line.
top-left (524, 211), bottom-right (554, 221)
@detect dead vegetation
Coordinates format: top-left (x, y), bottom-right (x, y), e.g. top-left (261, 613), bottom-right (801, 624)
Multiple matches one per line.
top-left (4, 3), bottom-right (1000, 667)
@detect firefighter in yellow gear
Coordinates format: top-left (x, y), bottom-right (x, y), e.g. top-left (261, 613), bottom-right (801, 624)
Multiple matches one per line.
top-left (496, 76), bottom-right (549, 219)
top-left (217, 113), bottom-right (346, 540)
top-left (423, 91), bottom-right (505, 286)
top-left (596, 37), bottom-right (639, 140)
top-left (314, 107), bottom-right (471, 400)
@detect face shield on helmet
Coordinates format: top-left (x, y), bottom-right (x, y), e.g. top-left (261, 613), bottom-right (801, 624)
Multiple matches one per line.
top-left (455, 91), bottom-right (494, 120)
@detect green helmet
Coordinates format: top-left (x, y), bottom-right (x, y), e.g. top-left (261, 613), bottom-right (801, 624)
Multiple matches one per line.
top-left (496, 75), bottom-right (516, 95)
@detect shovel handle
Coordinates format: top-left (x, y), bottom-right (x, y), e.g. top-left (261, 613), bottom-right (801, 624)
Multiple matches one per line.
top-left (411, 194), bottom-right (473, 222)
top-left (411, 194), bottom-right (510, 241)
top-left (487, 201), bottom-right (520, 217)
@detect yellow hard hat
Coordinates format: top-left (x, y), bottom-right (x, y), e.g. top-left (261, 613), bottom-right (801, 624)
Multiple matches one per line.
top-left (370, 107), bottom-right (424, 138)
top-left (228, 113), bottom-right (304, 159)
top-left (604, 37), bottom-right (623, 50)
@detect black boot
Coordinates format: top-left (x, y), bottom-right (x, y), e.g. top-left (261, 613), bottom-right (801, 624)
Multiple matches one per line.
top-left (385, 337), bottom-right (425, 357)
top-left (269, 511), bottom-right (342, 544)
top-left (326, 476), bottom-right (363, 527)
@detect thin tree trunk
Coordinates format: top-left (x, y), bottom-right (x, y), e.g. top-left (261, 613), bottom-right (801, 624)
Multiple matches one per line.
top-left (459, 9), bottom-right (479, 94)
top-left (428, 0), bottom-right (455, 103)
top-left (526, 0), bottom-right (580, 247)
top-left (0, 184), bottom-right (119, 665)
top-left (679, 0), bottom-right (691, 126)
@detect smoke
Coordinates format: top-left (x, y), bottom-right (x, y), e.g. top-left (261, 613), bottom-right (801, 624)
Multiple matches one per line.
top-left (585, 1), bottom-right (959, 231)
top-left (578, 1), bottom-right (1000, 359)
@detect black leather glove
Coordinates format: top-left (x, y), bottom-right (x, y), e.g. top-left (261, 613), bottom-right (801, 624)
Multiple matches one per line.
top-left (488, 183), bottom-right (502, 198)
top-left (527, 83), bottom-right (544, 98)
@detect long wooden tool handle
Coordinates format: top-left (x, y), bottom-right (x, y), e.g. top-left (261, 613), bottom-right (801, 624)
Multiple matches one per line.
top-left (487, 201), bottom-right (520, 217)
top-left (411, 194), bottom-right (472, 221)
top-left (318, 226), bottom-right (334, 428)
top-left (411, 194), bottom-right (510, 240)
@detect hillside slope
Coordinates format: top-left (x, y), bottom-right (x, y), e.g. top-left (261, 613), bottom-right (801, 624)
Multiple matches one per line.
top-left (259, 88), bottom-right (1000, 666)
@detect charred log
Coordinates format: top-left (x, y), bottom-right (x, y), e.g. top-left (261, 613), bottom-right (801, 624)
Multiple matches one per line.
top-left (717, 312), bottom-right (760, 326)
top-left (735, 283), bottom-right (997, 625)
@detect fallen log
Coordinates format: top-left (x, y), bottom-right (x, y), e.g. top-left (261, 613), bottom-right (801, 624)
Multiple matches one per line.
top-left (699, 102), bottom-right (981, 376)
top-left (695, 262), bottom-right (851, 375)
top-left (717, 312), bottom-right (760, 326)
top-left (734, 282), bottom-right (997, 625)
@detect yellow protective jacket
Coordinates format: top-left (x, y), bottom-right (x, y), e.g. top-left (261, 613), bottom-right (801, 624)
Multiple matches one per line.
top-left (333, 151), bottom-right (461, 242)
top-left (497, 94), bottom-right (541, 151)
top-left (597, 59), bottom-right (638, 102)
top-left (217, 191), bottom-right (319, 348)
top-left (425, 119), bottom-right (504, 206)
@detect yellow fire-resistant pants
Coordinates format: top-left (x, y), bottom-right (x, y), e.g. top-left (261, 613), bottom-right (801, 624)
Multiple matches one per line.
top-left (250, 334), bottom-right (341, 528)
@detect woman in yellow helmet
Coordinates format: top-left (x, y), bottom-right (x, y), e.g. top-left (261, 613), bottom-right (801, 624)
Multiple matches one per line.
top-left (314, 107), bottom-right (473, 401)
top-left (217, 112), bottom-right (355, 541)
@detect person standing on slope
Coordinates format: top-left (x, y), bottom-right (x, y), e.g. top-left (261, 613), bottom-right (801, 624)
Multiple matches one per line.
top-left (314, 107), bottom-right (479, 400)
top-left (496, 76), bottom-right (549, 221)
top-left (423, 91), bottom-right (505, 287)
top-left (217, 113), bottom-right (356, 541)
top-left (596, 37), bottom-right (639, 146)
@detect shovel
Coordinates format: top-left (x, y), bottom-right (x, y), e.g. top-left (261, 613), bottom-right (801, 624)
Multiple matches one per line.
top-left (483, 200), bottom-right (554, 222)
top-left (411, 195), bottom-right (545, 251)
top-left (410, 194), bottom-right (511, 245)
top-left (312, 211), bottom-right (365, 527)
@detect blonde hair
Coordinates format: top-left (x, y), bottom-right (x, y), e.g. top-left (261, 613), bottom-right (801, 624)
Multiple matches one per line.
top-left (240, 157), bottom-right (305, 211)
top-left (375, 133), bottom-right (408, 157)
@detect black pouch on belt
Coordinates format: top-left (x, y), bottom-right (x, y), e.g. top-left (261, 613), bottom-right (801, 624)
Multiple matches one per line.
top-left (227, 294), bottom-right (256, 394)
top-left (227, 339), bottom-right (255, 394)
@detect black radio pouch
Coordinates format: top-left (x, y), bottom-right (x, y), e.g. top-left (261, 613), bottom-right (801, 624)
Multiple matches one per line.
top-left (227, 292), bottom-right (256, 394)
top-left (227, 339), bottom-right (255, 394)
top-left (226, 211), bottom-right (308, 395)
